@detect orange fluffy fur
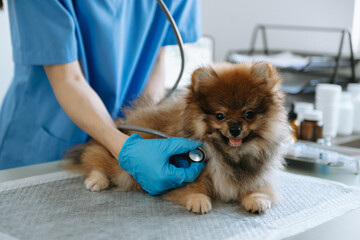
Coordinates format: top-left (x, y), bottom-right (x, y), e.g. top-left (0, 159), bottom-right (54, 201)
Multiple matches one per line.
top-left (66, 62), bottom-right (291, 214)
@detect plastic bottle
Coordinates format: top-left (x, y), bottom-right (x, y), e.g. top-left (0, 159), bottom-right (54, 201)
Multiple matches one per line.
top-left (294, 102), bottom-right (314, 124)
top-left (337, 91), bottom-right (354, 136)
top-left (347, 83), bottom-right (360, 134)
top-left (299, 110), bottom-right (323, 142)
top-left (315, 84), bottom-right (341, 138)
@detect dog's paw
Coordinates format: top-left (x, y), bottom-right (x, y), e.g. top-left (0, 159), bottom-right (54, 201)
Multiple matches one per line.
top-left (241, 192), bottom-right (272, 214)
top-left (84, 170), bottom-right (109, 192)
top-left (186, 193), bottom-right (212, 214)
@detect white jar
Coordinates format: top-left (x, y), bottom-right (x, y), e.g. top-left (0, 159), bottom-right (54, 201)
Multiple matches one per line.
top-left (347, 83), bottom-right (360, 134)
top-left (337, 92), bottom-right (354, 135)
top-left (294, 102), bottom-right (314, 124)
top-left (315, 84), bottom-right (342, 138)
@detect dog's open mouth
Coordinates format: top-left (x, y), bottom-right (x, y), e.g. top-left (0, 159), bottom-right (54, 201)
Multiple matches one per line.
top-left (229, 138), bottom-right (242, 146)
top-left (218, 130), bottom-right (253, 147)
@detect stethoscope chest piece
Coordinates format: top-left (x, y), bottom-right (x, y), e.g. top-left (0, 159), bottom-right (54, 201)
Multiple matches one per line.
top-left (187, 147), bottom-right (205, 162)
top-left (118, 124), bottom-right (206, 163)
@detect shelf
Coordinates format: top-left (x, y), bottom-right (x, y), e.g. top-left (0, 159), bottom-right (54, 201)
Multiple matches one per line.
top-left (227, 24), bottom-right (359, 86)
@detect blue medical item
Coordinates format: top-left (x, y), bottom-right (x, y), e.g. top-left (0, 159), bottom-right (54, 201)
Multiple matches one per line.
top-left (286, 142), bottom-right (355, 167)
top-left (117, 124), bottom-right (206, 166)
top-left (0, 0), bottom-right (202, 169)
top-left (116, 0), bottom-right (205, 170)
top-left (118, 134), bottom-right (205, 195)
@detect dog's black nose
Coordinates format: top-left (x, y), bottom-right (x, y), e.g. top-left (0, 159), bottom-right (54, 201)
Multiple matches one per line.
top-left (229, 126), bottom-right (241, 137)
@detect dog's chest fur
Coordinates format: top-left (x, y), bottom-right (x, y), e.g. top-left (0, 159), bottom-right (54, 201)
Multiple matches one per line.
top-left (208, 159), bottom-right (241, 201)
top-left (203, 144), bottom-right (267, 202)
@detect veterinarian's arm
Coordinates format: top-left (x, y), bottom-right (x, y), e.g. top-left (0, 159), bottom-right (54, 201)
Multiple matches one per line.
top-left (142, 48), bottom-right (165, 103)
top-left (44, 60), bottom-right (128, 159)
top-left (44, 47), bottom-right (166, 158)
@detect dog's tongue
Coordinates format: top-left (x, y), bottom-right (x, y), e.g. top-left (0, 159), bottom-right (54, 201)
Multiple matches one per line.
top-left (229, 138), bottom-right (242, 146)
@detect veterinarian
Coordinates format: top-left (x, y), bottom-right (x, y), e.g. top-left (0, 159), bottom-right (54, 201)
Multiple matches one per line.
top-left (0, 0), bottom-right (205, 195)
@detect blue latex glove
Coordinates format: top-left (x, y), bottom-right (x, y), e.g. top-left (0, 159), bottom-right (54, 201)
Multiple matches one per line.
top-left (118, 134), bottom-right (205, 195)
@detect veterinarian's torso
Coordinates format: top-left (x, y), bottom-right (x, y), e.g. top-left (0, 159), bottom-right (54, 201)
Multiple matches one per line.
top-left (0, 0), bottom-right (201, 169)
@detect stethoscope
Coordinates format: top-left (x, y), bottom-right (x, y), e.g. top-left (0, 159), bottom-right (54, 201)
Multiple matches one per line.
top-left (118, 124), bottom-right (206, 163)
top-left (116, 1), bottom-right (206, 164)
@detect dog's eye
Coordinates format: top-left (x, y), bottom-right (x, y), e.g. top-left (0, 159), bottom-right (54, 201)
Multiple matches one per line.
top-left (216, 112), bottom-right (226, 121)
top-left (244, 111), bottom-right (255, 120)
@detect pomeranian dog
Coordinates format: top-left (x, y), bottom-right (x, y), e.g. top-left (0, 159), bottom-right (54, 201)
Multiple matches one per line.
top-left (66, 62), bottom-right (291, 214)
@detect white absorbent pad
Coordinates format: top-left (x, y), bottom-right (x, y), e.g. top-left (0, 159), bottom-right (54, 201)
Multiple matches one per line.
top-left (1, 170), bottom-right (360, 240)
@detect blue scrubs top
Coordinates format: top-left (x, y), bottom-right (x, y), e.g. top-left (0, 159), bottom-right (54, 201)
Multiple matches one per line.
top-left (0, 0), bottom-right (202, 170)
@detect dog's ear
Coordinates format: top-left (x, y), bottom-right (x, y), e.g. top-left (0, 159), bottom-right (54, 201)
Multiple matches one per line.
top-left (191, 67), bottom-right (218, 92)
top-left (251, 62), bottom-right (281, 92)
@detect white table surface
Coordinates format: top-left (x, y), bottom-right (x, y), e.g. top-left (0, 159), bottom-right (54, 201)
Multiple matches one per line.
top-left (1, 159), bottom-right (360, 240)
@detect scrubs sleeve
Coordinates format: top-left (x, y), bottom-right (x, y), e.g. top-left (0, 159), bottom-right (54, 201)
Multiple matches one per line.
top-left (8, 0), bottom-right (77, 65)
top-left (162, 0), bottom-right (202, 46)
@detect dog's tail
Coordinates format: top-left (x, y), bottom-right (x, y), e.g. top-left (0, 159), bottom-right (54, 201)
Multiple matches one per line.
top-left (0, 1), bottom-right (3, 10)
top-left (63, 144), bottom-right (87, 173)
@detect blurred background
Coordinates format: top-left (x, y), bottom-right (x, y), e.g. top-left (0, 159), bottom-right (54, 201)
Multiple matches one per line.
top-left (1, 0), bottom-right (359, 105)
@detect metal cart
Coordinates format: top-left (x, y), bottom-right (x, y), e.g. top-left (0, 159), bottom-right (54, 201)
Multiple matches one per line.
top-left (227, 24), bottom-right (360, 94)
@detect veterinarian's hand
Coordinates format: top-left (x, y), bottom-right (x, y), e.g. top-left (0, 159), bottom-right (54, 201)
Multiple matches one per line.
top-left (118, 134), bottom-right (205, 195)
